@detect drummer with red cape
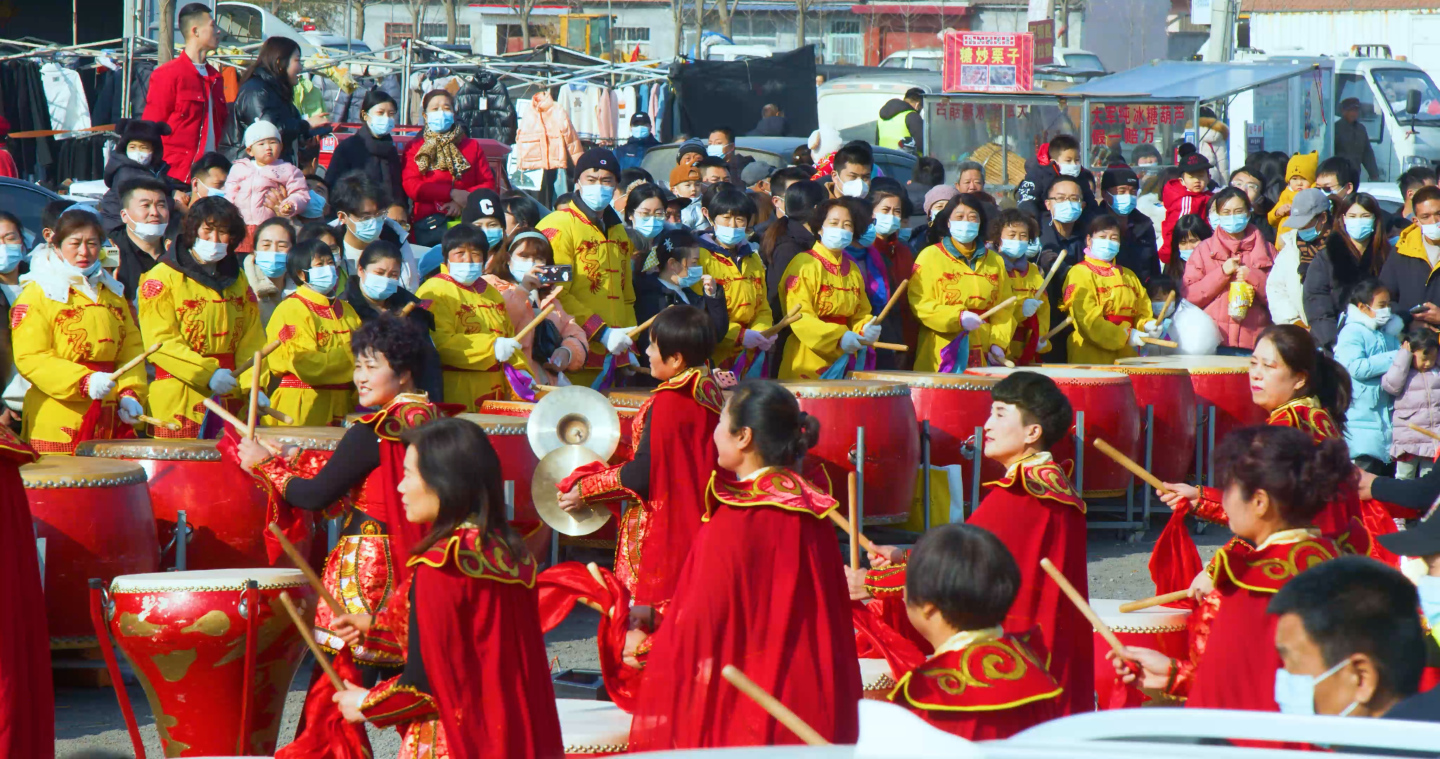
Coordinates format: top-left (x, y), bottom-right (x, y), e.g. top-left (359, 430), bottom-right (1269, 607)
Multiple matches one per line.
top-left (628, 380), bottom-right (862, 749)
top-left (232, 315), bottom-right (442, 759)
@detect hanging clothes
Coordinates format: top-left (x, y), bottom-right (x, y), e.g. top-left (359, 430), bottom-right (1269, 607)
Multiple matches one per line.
top-left (39, 61), bottom-right (92, 137)
top-left (0, 60), bottom-right (56, 180)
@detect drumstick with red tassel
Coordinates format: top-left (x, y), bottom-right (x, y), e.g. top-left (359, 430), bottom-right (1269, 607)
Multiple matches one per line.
top-left (201, 397), bottom-right (281, 455)
top-left (278, 591), bottom-right (345, 690)
top-left (268, 523), bottom-right (344, 615)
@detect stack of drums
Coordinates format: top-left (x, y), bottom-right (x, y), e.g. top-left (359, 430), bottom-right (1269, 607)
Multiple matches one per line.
top-left (106, 568), bottom-right (316, 755)
top-left (1115, 355), bottom-right (1263, 447)
top-left (852, 370), bottom-right (1006, 494)
top-left (74, 439), bottom-right (283, 570)
top-left (781, 380), bottom-right (920, 525)
top-left (557, 699), bottom-right (632, 758)
top-left (24, 456), bottom-right (159, 647)
top-left (1081, 364), bottom-right (1198, 484)
top-left (1090, 599), bottom-right (1191, 709)
top-left (966, 367), bottom-right (1141, 499)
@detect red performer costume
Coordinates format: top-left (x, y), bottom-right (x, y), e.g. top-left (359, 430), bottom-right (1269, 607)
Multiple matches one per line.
top-left (0, 427), bottom-right (50, 755)
top-left (888, 628), bottom-right (1062, 740)
top-left (239, 393), bottom-right (440, 759)
top-left (359, 525), bottom-right (564, 759)
top-left (628, 467), bottom-right (862, 749)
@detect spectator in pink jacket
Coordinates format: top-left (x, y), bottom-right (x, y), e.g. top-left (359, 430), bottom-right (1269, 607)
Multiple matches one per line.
top-left (1181, 186), bottom-right (1276, 353)
top-left (482, 227), bottom-right (589, 384)
top-left (223, 120), bottom-right (309, 249)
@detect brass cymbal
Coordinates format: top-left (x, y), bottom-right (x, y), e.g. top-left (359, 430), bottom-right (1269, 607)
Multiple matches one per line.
top-left (525, 385), bottom-right (621, 460)
top-left (532, 445), bottom-right (611, 536)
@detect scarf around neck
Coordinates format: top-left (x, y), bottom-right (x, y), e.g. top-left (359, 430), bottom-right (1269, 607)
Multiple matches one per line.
top-left (843, 243), bottom-right (888, 314)
top-left (412, 124), bottom-right (470, 180)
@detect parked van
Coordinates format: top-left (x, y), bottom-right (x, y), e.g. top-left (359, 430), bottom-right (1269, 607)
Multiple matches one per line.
top-left (817, 72), bottom-right (943, 144)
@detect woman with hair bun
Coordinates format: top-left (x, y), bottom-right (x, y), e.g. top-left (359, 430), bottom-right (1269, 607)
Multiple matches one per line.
top-left (629, 379), bottom-right (862, 749)
top-left (1112, 425), bottom-right (1351, 712)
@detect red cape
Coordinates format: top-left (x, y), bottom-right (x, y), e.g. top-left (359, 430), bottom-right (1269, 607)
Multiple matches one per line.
top-left (536, 562), bottom-right (643, 712)
top-left (628, 468), bottom-right (862, 749)
top-left (0, 429), bottom-right (50, 756)
top-left (411, 527), bottom-right (564, 759)
top-left (968, 454), bottom-right (1092, 716)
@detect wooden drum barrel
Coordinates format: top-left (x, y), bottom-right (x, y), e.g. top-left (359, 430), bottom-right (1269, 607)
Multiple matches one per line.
top-left (1083, 364), bottom-right (1198, 484)
top-left (852, 370), bottom-right (1006, 490)
top-left (1116, 356), bottom-right (1263, 445)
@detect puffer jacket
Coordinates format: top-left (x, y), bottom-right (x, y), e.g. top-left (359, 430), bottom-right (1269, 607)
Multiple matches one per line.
top-left (515, 92), bottom-right (583, 171)
top-left (223, 157), bottom-right (309, 226)
top-left (1335, 304), bottom-right (1403, 462)
top-left (98, 151), bottom-right (180, 233)
top-left (221, 67), bottom-right (313, 162)
top-left (1382, 343), bottom-right (1440, 459)
top-left (454, 72), bottom-right (516, 144)
top-left (1181, 224), bottom-right (1275, 350)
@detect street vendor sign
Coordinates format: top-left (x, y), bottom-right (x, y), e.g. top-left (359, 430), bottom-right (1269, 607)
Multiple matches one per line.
top-left (943, 31), bottom-right (1035, 93)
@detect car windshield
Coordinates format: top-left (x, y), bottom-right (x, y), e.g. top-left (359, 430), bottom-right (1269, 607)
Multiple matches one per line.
top-left (1373, 68), bottom-right (1440, 122)
top-left (1061, 53), bottom-right (1105, 72)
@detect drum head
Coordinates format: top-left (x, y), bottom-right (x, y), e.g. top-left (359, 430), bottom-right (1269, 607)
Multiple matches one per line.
top-left (967, 366), bottom-right (1128, 383)
top-left (75, 439), bottom-right (220, 462)
top-left (852, 370), bottom-right (1002, 390)
top-left (1115, 355), bottom-right (1251, 372)
top-left (557, 699), bottom-right (632, 753)
top-left (1089, 598), bottom-right (1191, 632)
top-left (255, 426), bottom-right (347, 452)
top-left (109, 568), bottom-right (309, 594)
top-left (456, 413), bottom-right (529, 436)
top-left (21, 456), bottom-right (148, 488)
top-left (781, 380), bottom-right (910, 398)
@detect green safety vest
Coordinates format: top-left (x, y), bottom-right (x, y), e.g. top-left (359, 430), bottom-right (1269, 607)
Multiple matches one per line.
top-left (877, 108), bottom-right (912, 150)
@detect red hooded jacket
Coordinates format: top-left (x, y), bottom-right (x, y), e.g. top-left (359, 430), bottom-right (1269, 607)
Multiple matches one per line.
top-left (1159, 178), bottom-right (1213, 264)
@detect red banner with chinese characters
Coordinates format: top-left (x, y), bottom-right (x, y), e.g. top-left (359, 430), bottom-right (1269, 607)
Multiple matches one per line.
top-left (942, 31), bottom-right (1034, 94)
top-left (1088, 103), bottom-right (1191, 147)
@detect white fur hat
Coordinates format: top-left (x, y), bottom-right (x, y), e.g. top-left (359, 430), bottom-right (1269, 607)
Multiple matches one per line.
top-left (244, 120), bottom-right (281, 149)
top-left (807, 125), bottom-right (842, 164)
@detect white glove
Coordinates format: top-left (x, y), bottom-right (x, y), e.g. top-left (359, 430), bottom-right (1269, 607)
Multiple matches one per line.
top-left (839, 331), bottom-right (863, 353)
top-left (1021, 298), bottom-right (1042, 318)
top-left (257, 390), bottom-right (270, 408)
top-left (860, 322), bottom-right (882, 344)
top-left (118, 396), bottom-right (143, 425)
top-left (742, 329), bottom-right (776, 351)
top-left (960, 310), bottom-right (984, 332)
top-left (988, 344), bottom-right (1008, 365)
top-left (602, 327), bottom-right (633, 356)
top-left (548, 346), bottom-right (572, 369)
top-left (1142, 319), bottom-right (1163, 338)
top-left (1128, 328), bottom-right (1148, 348)
top-left (208, 368), bottom-right (238, 395)
top-left (86, 371), bottom-right (117, 400)
top-left (494, 336), bottom-right (522, 363)
top-left (1038, 338), bottom-right (1050, 352)
top-left (552, 371), bottom-right (572, 387)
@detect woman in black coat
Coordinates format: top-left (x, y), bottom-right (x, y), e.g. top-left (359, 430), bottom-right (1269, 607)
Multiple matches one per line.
top-left (324, 90), bottom-right (404, 205)
top-left (1302, 193), bottom-right (1391, 351)
top-left (221, 37), bottom-right (327, 162)
top-left (632, 228), bottom-right (727, 386)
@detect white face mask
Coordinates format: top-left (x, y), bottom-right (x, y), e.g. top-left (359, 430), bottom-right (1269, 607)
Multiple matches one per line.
top-left (841, 178), bottom-right (868, 198)
top-left (127, 148), bottom-right (152, 165)
top-left (192, 238), bottom-right (227, 263)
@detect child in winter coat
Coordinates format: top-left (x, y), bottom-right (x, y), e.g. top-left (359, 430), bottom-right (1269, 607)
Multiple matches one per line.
top-left (1266, 152), bottom-right (1318, 231)
top-left (1334, 277), bottom-right (1403, 474)
top-left (1159, 150), bottom-right (1214, 263)
top-left (223, 120), bottom-right (308, 250)
top-left (98, 118), bottom-right (183, 233)
top-left (1381, 323), bottom-right (1440, 479)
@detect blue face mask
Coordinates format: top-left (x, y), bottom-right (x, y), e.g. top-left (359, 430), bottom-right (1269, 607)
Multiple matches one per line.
top-left (361, 272), bottom-right (399, 301)
top-left (349, 215), bottom-right (384, 243)
top-left (1218, 213), bottom-right (1250, 235)
top-left (307, 264), bottom-right (337, 295)
top-left (368, 115), bottom-right (395, 137)
top-left (484, 227), bottom-right (504, 249)
top-left (63, 258), bottom-right (102, 279)
top-left (874, 213), bottom-right (901, 236)
top-left (448, 261), bottom-right (483, 285)
top-left (1298, 226), bottom-right (1321, 242)
top-left (1178, 245), bottom-right (1196, 262)
top-left (949, 220), bottom-right (980, 244)
top-left (631, 126), bottom-right (650, 140)
top-left (820, 227), bottom-right (853, 251)
top-left (1052, 201), bottom-right (1083, 224)
top-left (301, 190), bottom-right (326, 219)
top-left (1208, 211), bottom-right (1223, 230)
top-left (715, 224), bottom-right (747, 247)
top-left (1419, 576), bottom-right (1440, 629)
top-left (857, 223), bottom-right (877, 248)
top-left (255, 250), bottom-right (287, 277)
top-left (1345, 217), bottom-right (1375, 241)
top-left (1110, 193), bottom-right (1136, 215)
top-left (678, 264), bottom-right (704, 288)
top-left (1274, 659), bottom-right (1355, 717)
top-left (1027, 239), bottom-right (1042, 258)
top-left (634, 216), bottom-right (664, 239)
top-left (425, 110), bottom-right (455, 132)
top-left (1090, 237), bottom-right (1120, 261)
top-left (578, 184), bottom-right (615, 210)
top-left (999, 239), bottom-right (1028, 259)
top-left (0, 243), bottom-right (23, 273)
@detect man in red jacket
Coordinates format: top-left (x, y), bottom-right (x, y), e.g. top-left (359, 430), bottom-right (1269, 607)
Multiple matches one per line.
top-left (141, 2), bottom-right (225, 185)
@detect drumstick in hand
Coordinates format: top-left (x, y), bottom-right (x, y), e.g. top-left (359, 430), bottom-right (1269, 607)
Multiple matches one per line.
top-left (828, 509), bottom-right (879, 555)
top-left (278, 591), bottom-right (344, 690)
top-left (978, 296), bottom-right (1018, 322)
top-left (720, 664), bottom-right (829, 746)
top-left (514, 304), bottom-right (557, 342)
top-left (234, 338), bottom-right (282, 375)
top-left (1408, 423), bottom-right (1440, 443)
top-left (200, 397), bottom-right (280, 454)
top-left (1119, 589), bottom-right (1192, 613)
top-left (268, 523), bottom-right (344, 615)
top-left (1039, 251), bottom-right (1067, 292)
top-left (1040, 557), bottom-right (1126, 654)
top-left (1042, 316), bottom-right (1074, 342)
top-left (1156, 291), bottom-right (1178, 322)
top-left (1140, 336), bottom-right (1178, 348)
top-left (847, 473), bottom-right (859, 570)
top-left (134, 414), bottom-right (181, 431)
top-left (1091, 437), bottom-right (1169, 494)
top-left (246, 350), bottom-right (262, 436)
top-left (870, 341), bottom-right (909, 352)
top-left (861, 278), bottom-right (909, 332)
top-left (761, 304), bottom-right (803, 338)
top-left (260, 406), bottom-right (293, 425)
top-left (628, 309), bottom-right (665, 339)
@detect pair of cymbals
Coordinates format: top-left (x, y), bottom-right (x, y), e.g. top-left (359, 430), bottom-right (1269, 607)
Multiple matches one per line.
top-left (525, 386), bottom-right (621, 461)
top-left (532, 444), bottom-right (611, 536)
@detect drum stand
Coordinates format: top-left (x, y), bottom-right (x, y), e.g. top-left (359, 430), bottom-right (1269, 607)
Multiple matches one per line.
top-left (88, 579), bottom-right (145, 759)
top-left (160, 509), bottom-right (193, 571)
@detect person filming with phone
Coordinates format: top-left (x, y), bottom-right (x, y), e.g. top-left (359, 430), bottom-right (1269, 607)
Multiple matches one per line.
top-left (481, 213), bottom-right (591, 386)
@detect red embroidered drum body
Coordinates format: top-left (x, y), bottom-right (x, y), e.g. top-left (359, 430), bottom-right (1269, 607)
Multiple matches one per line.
top-left (1083, 364), bottom-right (1198, 483)
top-left (1090, 599), bottom-right (1190, 709)
top-left (1116, 356), bottom-right (1263, 445)
top-left (852, 371), bottom-right (1006, 489)
top-left (25, 456), bottom-right (159, 646)
top-left (74, 439), bottom-right (287, 570)
top-left (967, 367), bottom-right (1140, 498)
top-left (557, 698), bottom-right (632, 758)
top-left (254, 427), bottom-right (346, 567)
top-left (780, 381), bottom-right (921, 524)
top-left (107, 569), bottom-right (315, 756)
top-left (458, 414), bottom-right (539, 522)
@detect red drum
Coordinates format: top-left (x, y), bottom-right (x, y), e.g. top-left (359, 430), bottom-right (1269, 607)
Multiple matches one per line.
top-left (74, 439), bottom-right (291, 570)
top-left (107, 569), bottom-right (316, 756)
top-left (1090, 599), bottom-right (1190, 709)
top-left (853, 371), bottom-right (1006, 492)
top-left (459, 414), bottom-right (539, 522)
top-left (480, 399), bottom-right (538, 418)
top-left (782, 381), bottom-right (921, 525)
top-left (1082, 365), bottom-right (1198, 484)
top-left (255, 427), bottom-right (346, 568)
top-left (25, 456), bottom-right (159, 646)
top-left (558, 699), bottom-right (631, 758)
top-left (859, 658), bottom-right (897, 701)
top-left (1116, 356), bottom-right (1263, 445)
top-left (967, 367), bottom-right (1141, 498)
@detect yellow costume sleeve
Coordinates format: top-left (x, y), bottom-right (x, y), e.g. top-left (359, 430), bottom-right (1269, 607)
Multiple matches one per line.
top-left (749, 259), bottom-right (774, 333)
top-left (233, 282), bottom-right (266, 394)
top-left (1125, 269), bottom-right (1151, 331)
top-left (1063, 268), bottom-right (1131, 352)
top-left (785, 261), bottom-right (848, 357)
top-left (984, 261), bottom-right (1017, 350)
top-left (547, 223), bottom-right (603, 340)
top-left (12, 294), bottom-right (88, 402)
top-left (908, 247), bottom-right (961, 335)
top-left (112, 304), bottom-right (148, 404)
top-left (420, 283), bottom-right (499, 371)
top-left (265, 300), bottom-right (353, 386)
top-left (848, 288), bottom-right (874, 332)
top-left (138, 272), bottom-right (222, 388)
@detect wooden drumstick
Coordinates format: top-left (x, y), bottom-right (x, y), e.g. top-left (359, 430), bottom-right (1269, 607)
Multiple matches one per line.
top-left (861, 278), bottom-right (909, 332)
top-left (399, 301), bottom-right (419, 317)
top-left (978, 296), bottom-right (1018, 322)
top-left (1119, 589), bottom-right (1192, 613)
top-left (200, 397), bottom-right (279, 454)
top-left (1041, 316), bottom-right (1074, 342)
top-left (1140, 336), bottom-right (1179, 348)
top-left (870, 341), bottom-right (909, 352)
top-left (134, 414), bottom-right (181, 431)
top-left (261, 406), bottom-right (293, 425)
top-left (627, 311), bottom-right (662, 339)
top-left (847, 473), bottom-right (859, 570)
top-left (246, 351), bottom-right (262, 436)
top-left (539, 285), bottom-right (564, 311)
top-left (586, 562), bottom-right (606, 587)
top-left (827, 509), bottom-right (879, 555)
top-left (113, 342), bottom-right (161, 380)
top-left (278, 591), bottom-right (344, 691)
top-left (514, 304), bottom-right (557, 342)
top-left (1040, 557), bottom-right (1125, 654)
top-left (234, 339), bottom-right (283, 375)
top-left (720, 664), bottom-right (829, 746)
top-left (1408, 423), bottom-right (1440, 443)
top-left (1092, 437), bottom-right (1169, 494)
top-left (268, 523), bottom-right (344, 615)
top-left (761, 304), bottom-right (803, 338)
top-left (1038, 251), bottom-right (1067, 292)
top-left (1156, 291), bottom-right (1178, 322)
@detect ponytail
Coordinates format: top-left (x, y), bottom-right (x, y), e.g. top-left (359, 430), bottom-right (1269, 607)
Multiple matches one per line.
top-left (1257, 324), bottom-right (1352, 436)
top-left (726, 380), bottom-right (820, 468)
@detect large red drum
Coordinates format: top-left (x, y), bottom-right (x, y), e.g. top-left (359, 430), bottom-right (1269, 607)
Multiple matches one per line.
top-left (1116, 356), bottom-right (1263, 446)
top-left (74, 439), bottom-right (290, 570)
top-left (458, 414), bottom-right (539, 521)
top-left (26, 456), bottom-right (159, 646)
top-left (107, 569), bottom-right (316, 756)
top-left (781, 381), bottom-right (920, 525)
top-left (1090, 599), bottom-right (1190, 709)
top-left (967, 367), bottom-right (1141, 498)
top-left (852, 371), bottom-right (1006, 491)
top-left (481, 399), bottom-right (538, 418)
top-left (1083, 365), bottom-right (1198, 483)
top-left (255, 427), bottom-right (346, 568)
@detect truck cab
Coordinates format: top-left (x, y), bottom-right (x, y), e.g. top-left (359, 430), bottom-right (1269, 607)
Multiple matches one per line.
top-left (1331, 56), bottom-right (1440, 181)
